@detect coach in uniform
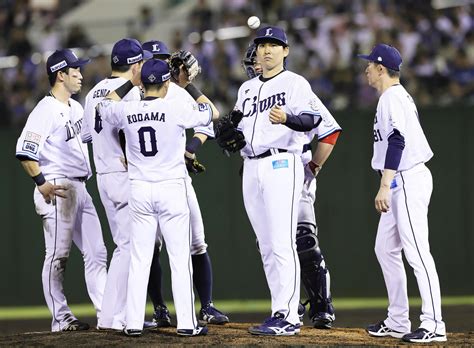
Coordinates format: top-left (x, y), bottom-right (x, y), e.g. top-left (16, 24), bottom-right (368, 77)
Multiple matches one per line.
top-left (358, 44), bottom-right (447, 343)
top-left (82, 38), bottom-right (152, 330)
top-left (15, 49), bottom-right (108, 331)
top-left (98, 59), bottom-right (220, 337)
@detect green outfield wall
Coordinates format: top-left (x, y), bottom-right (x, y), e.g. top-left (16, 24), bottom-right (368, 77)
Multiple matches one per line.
top-left (0, 105), bottom-right (472, 306)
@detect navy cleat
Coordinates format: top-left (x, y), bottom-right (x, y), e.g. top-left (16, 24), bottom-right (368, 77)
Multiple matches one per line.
top-left (402, 328), bottom-right (447, 343)
top-left (177, 325), bottom-right (208, 336)
top-left (199, 302), bottom-right (229, 325)
top-left (62, 320), bottom-right (90, 331)
top-left (143, 321), bottom-right (157, 329)
top-left (123, 328), bottom-right (142, 337)
top-left (152, 305), bottom-right (172, 327)
top-left (366, 320), bottom-right (406, 338)
top-left (248, 312), bottom-right (299, 336)
top-left (298, 303), bottom-right (305, 325)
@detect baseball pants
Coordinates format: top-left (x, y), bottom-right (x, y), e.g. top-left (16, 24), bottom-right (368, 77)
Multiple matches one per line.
top-left (34, 177), bottom-right (107, 332)
top-left (243, 152), bottom-right (303, 325)
top-left (375, 164), bottom-right (445, 335)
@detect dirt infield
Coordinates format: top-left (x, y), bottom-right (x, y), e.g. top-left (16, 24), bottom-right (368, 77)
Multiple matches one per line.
top-left (0, 307), bottom-right (472, 346)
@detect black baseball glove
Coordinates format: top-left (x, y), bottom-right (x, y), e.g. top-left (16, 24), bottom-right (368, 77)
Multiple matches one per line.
top-left (185, 153), bottom-right (206, 174)
top-left (169, 50), bottom-right (201, 82)
top-left (215, 110), bottom-right (246, 154)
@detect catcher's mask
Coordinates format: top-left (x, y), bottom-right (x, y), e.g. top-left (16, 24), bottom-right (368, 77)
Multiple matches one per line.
top-left (242, 43), bottom-right (258, 79)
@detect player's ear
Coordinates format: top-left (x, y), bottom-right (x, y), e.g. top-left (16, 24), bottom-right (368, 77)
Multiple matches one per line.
top-left (283, 46), bottom-right (289, 58)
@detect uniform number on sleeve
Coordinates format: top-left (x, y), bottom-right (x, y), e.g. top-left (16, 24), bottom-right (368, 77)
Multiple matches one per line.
top-left (373, 129), bottom-right (383, 142)
top-left (138, 126), bottom-right (158, 157)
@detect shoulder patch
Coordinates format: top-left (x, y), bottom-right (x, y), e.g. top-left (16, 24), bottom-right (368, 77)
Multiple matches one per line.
top-left (309, 98), bottom-right (320, 112)
top-left (198, 103), bottom-right (209, 111)
top-left (25, 131), bottom-right (41, 143)
top-left (22, 141), bottom-right (38, 154)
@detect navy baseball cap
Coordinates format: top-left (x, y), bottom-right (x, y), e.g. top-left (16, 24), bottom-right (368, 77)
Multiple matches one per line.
top-left (142, 40), bottom-right (171, 59)
top-left (46, 49), bottom-right (90, 75)
top-left (357, 43), bottom-right (403, 71)
top-left (254, 26), bottom-right (288, 47)
top-left (111, 38), bottom-right (153, 66)
top-left (141, 59), bottom-right (171, 84)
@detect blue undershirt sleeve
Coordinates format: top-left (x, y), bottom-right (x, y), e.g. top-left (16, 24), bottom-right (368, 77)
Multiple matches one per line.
top-left (384, 129), bottom-right (405, 170)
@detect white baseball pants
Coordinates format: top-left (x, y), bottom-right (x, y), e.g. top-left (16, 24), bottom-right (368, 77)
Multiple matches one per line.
top-left (34, 177), bottom-right (107, 332)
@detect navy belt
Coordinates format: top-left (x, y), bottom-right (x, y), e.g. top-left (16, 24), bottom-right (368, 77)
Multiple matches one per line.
top-left (302, 143), bottom-right (312, 153)
top-left (248, 148), bottom-right (287, 159)
top-left (72, 176), bottom-right (88, 182)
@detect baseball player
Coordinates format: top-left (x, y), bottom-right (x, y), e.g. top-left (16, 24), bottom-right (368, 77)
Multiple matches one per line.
top-left (81, 38), bottom-right (152, 331)
top-left (223, 26), bottom-right (329, 336)
top-left (97, 58), bottom-right (220, 337)
top-left (142, 40), bottom-right (229, 327)
top-left (358, 44), bottom-right (447, 343)
top-left (15, 49), bottom-right (108, 331)
top-left (242, 43), bottom-right (341, 329)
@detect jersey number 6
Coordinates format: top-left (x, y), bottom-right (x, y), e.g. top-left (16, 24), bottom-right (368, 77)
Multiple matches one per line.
top-left (138, 126), bottom-right (158, 157)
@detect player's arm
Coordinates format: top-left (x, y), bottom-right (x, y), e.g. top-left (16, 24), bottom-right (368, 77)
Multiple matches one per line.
top-left (375, 129), bottom-right (405, 213)
top-left (269, 106), bottom-right (321, 131)
top-left (19, 160), bottom-right (67, 204)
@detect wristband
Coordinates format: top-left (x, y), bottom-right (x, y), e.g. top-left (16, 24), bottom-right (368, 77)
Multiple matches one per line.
top-left (185, 83), bottom-right (203, 100)
top-left (185, 137), bottom-right (203, 154)
top-left (115, 80), bottom-right (134, 99)
top-left (32, 172), bottom-right (46, 186)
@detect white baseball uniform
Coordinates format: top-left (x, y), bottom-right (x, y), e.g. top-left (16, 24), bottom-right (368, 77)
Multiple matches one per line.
top-left (372, 84), bottom-right (445, 335)
top-left (82, 77), bottom-right (141, 330)
top-left (98, 94), bottom-right (212, 332)
top-left (15, 95), bottom-right (107, 331)
top-left (235, 70), bottom-right (325, 325)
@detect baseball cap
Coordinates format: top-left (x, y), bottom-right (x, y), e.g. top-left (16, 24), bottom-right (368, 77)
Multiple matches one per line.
top-left (254, 26), bottom-right (288, 47)
top-left (141, 59), bottom-right (171, 84)
top-left (142, 40), bottom-right (171, 59)
top-left (111, 38), bottom-right (153, 66)
top-left (46, 49), bottom-right (90, 75)
top-left (357, 43), bottom-right (402, 71)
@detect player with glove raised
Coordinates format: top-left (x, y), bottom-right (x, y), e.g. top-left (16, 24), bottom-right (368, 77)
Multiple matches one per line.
top-left (141, 40), bottom-right (229, 327)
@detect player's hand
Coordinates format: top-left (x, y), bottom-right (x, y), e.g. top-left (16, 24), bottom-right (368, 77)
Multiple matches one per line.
top-left (176, 65), bottom-right (190, 88)
top-left (269, 105), bottom-right (287, 124)
top-left (303, 161), bottom-right (320, 187)
top-left (131, 63), bottom-right (143, 87)
top-left (38, 181), bottom-right (68, 205)
top-left (375, 185), bottom-right (391, 213)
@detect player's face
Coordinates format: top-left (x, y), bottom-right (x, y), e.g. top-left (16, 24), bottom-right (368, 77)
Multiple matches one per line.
top-left (257, 42), bottom-right (289, 74)
top-left (365, 62), bottom-right (380, 89)
top-left (62, 67), bottom-right (83, 94)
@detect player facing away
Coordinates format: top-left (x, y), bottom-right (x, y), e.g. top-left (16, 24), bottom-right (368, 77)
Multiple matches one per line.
top-left (358, 44), bottom-right (447, 343)
top-left (97, 59), bottom-right (220, 337)
top-left (230, 26), bottom-right (328, 336)
top-left (15, 49), bottom-right (107, 331)
top-left (141, 40), bottom-right (229, 327)
top-left (242, 43), bottom-right (340, 329)
top-left (82, 38), bottom-right (152, 330)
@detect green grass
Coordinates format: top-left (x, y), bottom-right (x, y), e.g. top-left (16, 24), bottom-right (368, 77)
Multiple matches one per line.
top-left (0, 296), bottom-right (472, 320)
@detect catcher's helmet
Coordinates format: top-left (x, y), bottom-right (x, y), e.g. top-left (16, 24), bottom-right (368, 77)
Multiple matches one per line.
top-left (242, 43), bottom-right (258, 79)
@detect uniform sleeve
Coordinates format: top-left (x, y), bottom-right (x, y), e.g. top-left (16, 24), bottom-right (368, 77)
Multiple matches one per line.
top-left (177, 101), bottom-right (213, 129)
top-left (81, 94), bottom-right (93, 143)
top-left (194, 122), bottom-right (215, 138)
top-left (287, 77), bottom-right (322, 126)
top-left (380, 93), bottom-right (406, 138)
top-left (97, 99), bottom-right (126, 129)
top-left (15, 103), bottom-right (54, 161)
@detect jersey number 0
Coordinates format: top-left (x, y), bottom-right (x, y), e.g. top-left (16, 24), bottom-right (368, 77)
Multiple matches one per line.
top-left (138, 126), bottom-right (158, 157)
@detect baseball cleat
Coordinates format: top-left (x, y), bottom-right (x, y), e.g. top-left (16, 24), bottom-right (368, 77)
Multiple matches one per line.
top-left (152, 305), bottom-right (172, 327)
top-left (298, 303), bottom-right (305, 325)
top-left (177, 325), bottom-right (208, 336)
top-left (402, 328), bottom-right (447, 343)
top-left (62, 320), bottom-right (90, 331)
top-left (366, 320), bottom-right (406, 338)
top-left (248, 312), bottom-right (299, 336)
top-left (312, 312), bottom-right (335, 329)
top-left (199, 303), bottom-right (229, 325)
top-left (123, 328), bottom-right (142, 337)
top-left (143, 321), bottom-right (158, 329)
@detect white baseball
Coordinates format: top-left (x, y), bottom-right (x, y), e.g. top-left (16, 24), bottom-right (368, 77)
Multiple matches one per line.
top-left (247, 16), bottom-right (261, 29)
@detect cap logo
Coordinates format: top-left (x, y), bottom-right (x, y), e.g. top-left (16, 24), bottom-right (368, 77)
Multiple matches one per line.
top-left (127, 53), bottom-right (143, 64)
top-left (162, 72), bottom-right (170, 81)
top-left (377, 56), bottom-right (382, 61)
top-left (50, 60), bottom-right (67, 73)
top-left (152, 44), bottom-right (161, 52)
top-left (112, 56), bottom-right (119, 64)
top-left (265, 28), bottom-right (273, 36)
top-left (148, 74), bottom-right (156, 83)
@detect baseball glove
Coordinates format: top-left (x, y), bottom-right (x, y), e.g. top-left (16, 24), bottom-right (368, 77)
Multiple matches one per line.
top-left (169, 50), bottom-right (201, 82)
top-left (185, 153), bottom-right (206, 174)
top-left (215, 111), bottom-right (246, 154)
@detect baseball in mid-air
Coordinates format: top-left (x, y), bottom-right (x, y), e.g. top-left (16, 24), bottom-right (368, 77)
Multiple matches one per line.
top-left (247, 16), bottom-right (261, 29)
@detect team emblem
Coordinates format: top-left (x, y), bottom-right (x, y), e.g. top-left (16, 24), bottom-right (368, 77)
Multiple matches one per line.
top-left (148, 74), bottom-right (156, 83)
top-left (112, 56), bottom-right (119, 64)
top-left (309, 98), bottom-right (320, 112)
top-left (265, 28), bottom-right (273, 36)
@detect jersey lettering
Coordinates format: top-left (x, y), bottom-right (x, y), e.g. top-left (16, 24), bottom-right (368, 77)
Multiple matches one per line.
top-left (242, 92), bottom-right (286, 117)
top-left (93, 89), bottom-right (110, 98)
top-left (138, 126), bottom-right (158, 157)
top-left (373, 129), bottom-right (383, 142)
top-left (65, 118), bottom-right (83, 142)
top-left (127, 112), bottom-right (165, 124)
